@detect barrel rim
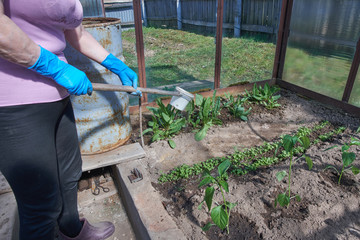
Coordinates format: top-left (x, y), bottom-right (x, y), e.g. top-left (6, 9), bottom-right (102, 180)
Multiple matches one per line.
top-left (82, 17), bottom-right (122, 28)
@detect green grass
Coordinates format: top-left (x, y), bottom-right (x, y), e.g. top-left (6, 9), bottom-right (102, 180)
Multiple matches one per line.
top-left (121, 27), bottom-right (276, 88)
top-left (283, 47), bottom-right (353, 100)
top-left (122, 27), bottom-right (360, 107)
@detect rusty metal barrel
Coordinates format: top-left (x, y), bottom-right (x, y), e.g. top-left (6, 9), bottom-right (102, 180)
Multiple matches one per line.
top-left (64, 17), bottom-right (131, 155)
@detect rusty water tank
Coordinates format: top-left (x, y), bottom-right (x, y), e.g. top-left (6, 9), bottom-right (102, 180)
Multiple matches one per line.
top-left (64, 17), bottom-right (131, 155)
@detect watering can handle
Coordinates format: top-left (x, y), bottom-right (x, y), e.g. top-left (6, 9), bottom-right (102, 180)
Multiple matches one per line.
top-left (91, 83), bottom-right (182, 96)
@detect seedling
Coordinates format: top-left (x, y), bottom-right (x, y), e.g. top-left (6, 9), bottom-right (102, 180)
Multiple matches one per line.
top-left (324, 137), bottom-right (360, 184)
top-left (275, 134), bottom-right (312, 207)
top-left (198, 159), bottom-right (237, 234)
top-left (142, 98), bottom-right (186, 148)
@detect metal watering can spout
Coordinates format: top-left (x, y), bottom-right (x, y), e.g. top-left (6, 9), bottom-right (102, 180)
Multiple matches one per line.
top-left (91, 83), bottom-right (194, 110)
top-left (170, 87), bottom-right (194, 111)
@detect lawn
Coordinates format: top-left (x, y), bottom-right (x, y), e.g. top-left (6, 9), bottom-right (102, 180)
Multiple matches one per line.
top-left (121, 27), bottom-right (276, 88)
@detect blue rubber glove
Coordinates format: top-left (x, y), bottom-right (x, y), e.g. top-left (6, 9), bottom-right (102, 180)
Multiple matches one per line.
top-left (101, 54), bottom-right (142, 96)
top-left (28, 46), bottom-right (93, 96)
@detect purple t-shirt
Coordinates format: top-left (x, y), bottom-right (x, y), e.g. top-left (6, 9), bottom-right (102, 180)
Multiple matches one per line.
top-left (0, 0), bottom-right (83, 106)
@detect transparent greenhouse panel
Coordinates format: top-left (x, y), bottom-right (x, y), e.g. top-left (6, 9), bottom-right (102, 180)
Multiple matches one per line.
top-left (138, 0), bottom-right (216, 103)
top-left (283, 0), bottom-right (360, 100)
top-left (349, 72), bottom-right (360, 107)
top-left (220, 0), bottom-right (281, 88)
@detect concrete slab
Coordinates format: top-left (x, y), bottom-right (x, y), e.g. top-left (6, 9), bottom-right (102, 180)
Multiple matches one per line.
top-left (112, 159), bottom-right (186, 240)
top-left (82, 143), bottom-right (146, 172)
top-left (78, 180), bottom-right (136, 240)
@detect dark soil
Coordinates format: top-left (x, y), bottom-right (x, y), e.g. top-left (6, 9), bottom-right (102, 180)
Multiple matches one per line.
top-left (205, 212), bottom-right (262, 240)
top-left (134, 88), bottom-right (360, 239)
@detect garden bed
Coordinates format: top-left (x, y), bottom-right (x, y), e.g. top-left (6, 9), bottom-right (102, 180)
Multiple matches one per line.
top-left (129, 88), bottom-right (360, 239)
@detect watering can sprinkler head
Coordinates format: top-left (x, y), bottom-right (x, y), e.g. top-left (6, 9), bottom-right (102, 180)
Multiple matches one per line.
top-left (169, 87), bottom-right (194, 111)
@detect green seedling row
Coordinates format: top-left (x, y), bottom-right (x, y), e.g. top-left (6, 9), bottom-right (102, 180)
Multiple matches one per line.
top-left (158, 121), bottom-right (343, 183)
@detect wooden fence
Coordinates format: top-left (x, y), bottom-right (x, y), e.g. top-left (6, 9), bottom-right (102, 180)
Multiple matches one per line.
top-left (142, 0), bottom-right (282, 37)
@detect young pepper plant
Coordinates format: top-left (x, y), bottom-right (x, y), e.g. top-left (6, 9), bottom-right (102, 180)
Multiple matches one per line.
top-left (198, 159), bottom-right (237, 234)
top-left (275, 134), bottom-right (312, 207)
top-left (324, 137), bottom-right (360, 184)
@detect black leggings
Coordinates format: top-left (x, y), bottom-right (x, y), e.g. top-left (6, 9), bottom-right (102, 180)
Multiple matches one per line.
top-left (0, 97), bottom-right (83, 240)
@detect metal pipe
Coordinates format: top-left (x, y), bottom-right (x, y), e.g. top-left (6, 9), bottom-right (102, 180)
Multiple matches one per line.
top-left (101, 0), bottom-right (106, 17)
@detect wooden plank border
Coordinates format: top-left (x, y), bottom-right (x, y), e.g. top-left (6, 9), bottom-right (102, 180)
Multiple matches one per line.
top-left (277, 79), bottom-right (360, 118)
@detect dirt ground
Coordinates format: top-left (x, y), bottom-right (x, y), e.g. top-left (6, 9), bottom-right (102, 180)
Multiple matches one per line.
top-left (130, 89), bottom-right (360, 239)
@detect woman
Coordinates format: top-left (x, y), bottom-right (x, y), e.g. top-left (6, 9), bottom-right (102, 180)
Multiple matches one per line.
top-left (0, 0), bottom-right (139, 239)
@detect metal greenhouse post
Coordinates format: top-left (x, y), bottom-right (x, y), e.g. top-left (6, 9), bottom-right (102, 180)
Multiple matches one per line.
top-left (100, 0), bottom-right (106, 17)
top-left (133, 0), bottom-right (148, 103)
top-left (177, 0), bottom-right (182, 30)
top-left (141, 0), bottom-right (148, 27)
top-left (234, 0), bottom-right (242, 38)
top-left (342, 38), bottom-right (360, 102)
top-left (272, 0), bottom-right (293, 80)
top-left (214, 0), bottom-right (224, 89)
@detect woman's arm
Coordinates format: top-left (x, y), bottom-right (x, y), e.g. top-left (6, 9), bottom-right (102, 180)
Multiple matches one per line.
top-left (0, 0), bottom-right (40, 67)
top-left (64, 24), bottom-right (109, 64)
top-left (65, 24), bottom-right (141, 95)
top-left (0, 1), bottom-right (92, 95)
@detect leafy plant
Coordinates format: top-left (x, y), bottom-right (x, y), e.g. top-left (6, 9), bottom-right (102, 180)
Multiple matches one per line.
top-left (274, 134), bottom-right (312, 207)
top-left (187, 91), bottom-right (222, 141)
top-left (223, 93), bottom-right (251, 121)
top-left (324, 137), bottom-right (360, 184)
top-left (142, 98), bottom-right (186, 148)
top-left (245, 83), bottom-right (281, 109)
top-left (198, 159), bottom-right (236, 234)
